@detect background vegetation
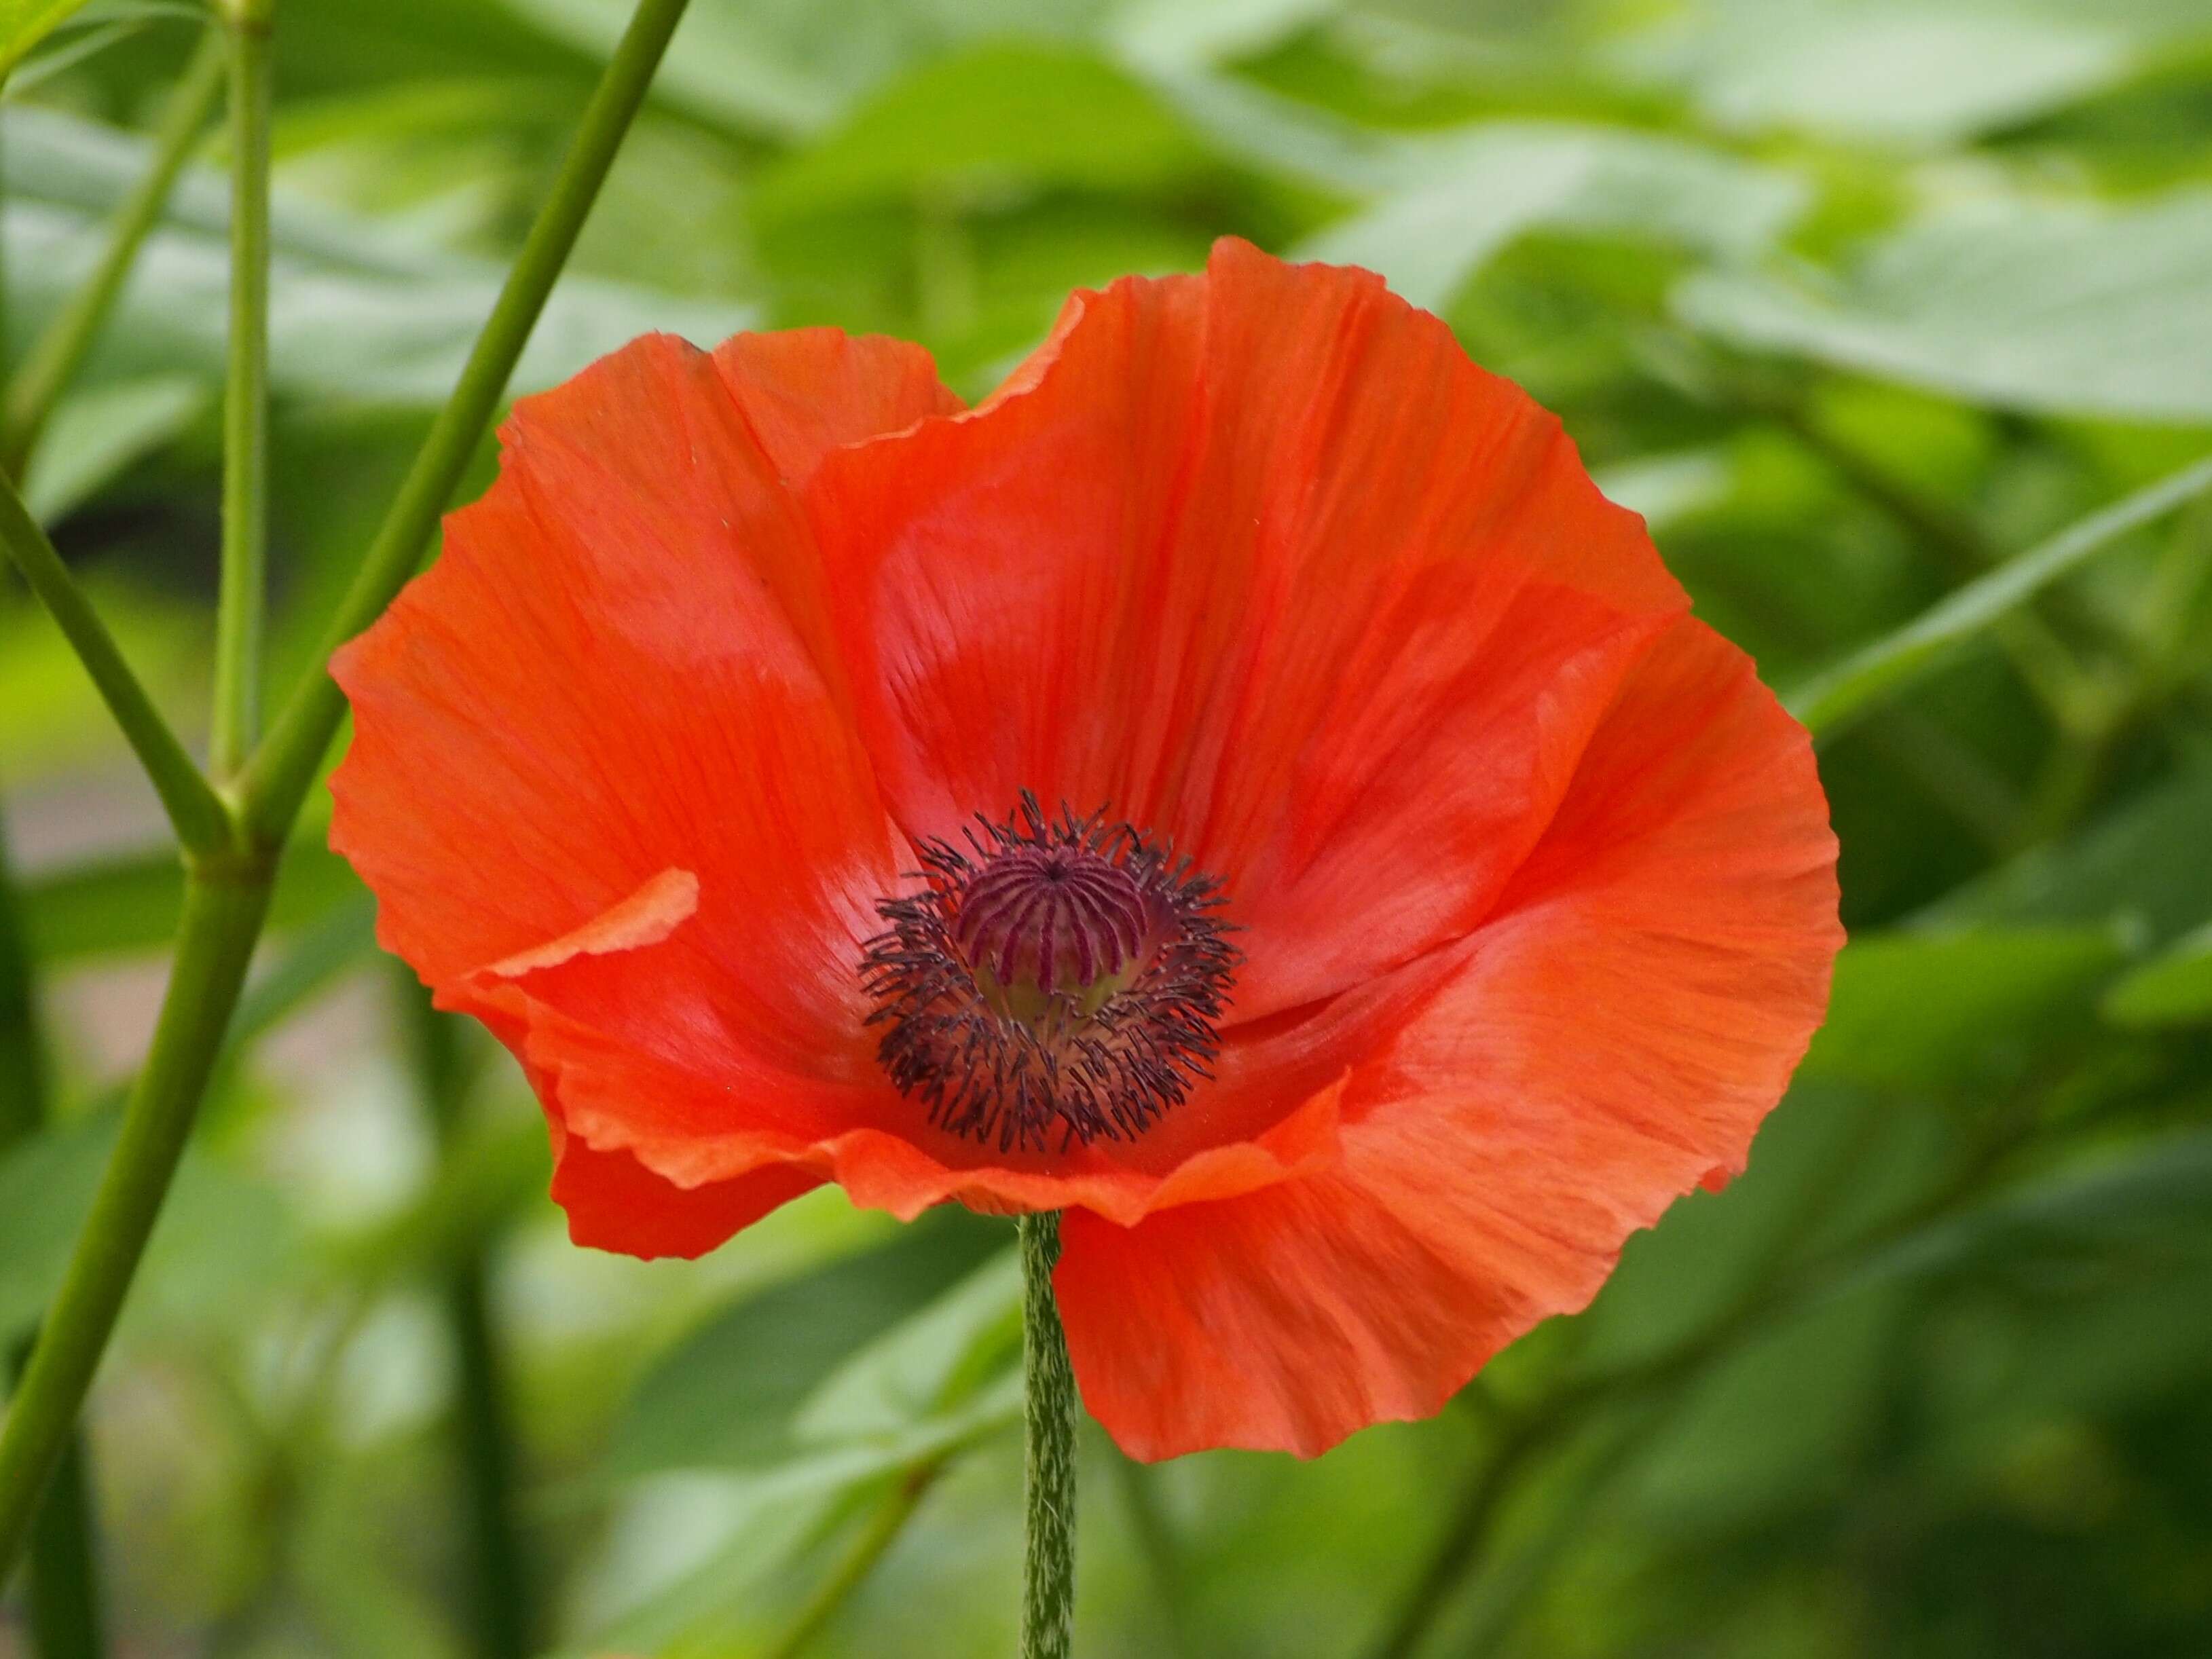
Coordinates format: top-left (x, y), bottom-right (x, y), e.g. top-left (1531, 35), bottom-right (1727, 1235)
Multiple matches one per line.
top-left (4, 0), bottom-right (2212, 1654)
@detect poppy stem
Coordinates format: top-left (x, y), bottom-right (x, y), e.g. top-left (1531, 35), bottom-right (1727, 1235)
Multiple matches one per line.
top-left (210, 0), bottom-right (274, 779)
top-left (236, 0), bottom-right (697, 849)
top-left (1, 800), bottom-right (111, 1659)
top-left (0, 479), bottom-right (233, 857)
top-left (1018, 1210), bottom-right (1077, 1659)
top-left (0, 26), bottom-right (228, 481)
top-left (0, 861), bottom-right (273, 1582)
top-left (0, 0), bottom-right (686, 1592)
top-left (398, 973), bottom-right (534, 1659)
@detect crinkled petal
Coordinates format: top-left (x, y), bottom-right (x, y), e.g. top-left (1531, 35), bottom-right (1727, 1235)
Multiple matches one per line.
top-left (332, 329), bottom-right (954, 1249)
top-left (1055, 620), bottom-right (1843, 1459)
top-left (807, 237), bottom-right (1686, 1024)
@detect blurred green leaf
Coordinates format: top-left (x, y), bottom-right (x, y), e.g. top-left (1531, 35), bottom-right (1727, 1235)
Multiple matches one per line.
top-left (505, 0), bottom-right (1096, 138)
top-left (585, 1250), bottom-right (1025, 1655)
top-left (1620, 0), bottom-right (2201, 145)
top-left (1801, 927), bottom-right (2129, 1091)
top-left (0, 580), bottom-right (204, 781)
top-left (2, 104), bottom-right (756, 409)
top-left (1785, 453), bottom-right (2212, 736)
top-left (1933, 760), bottom-right (2212, 947)
top-left (1593, 448), bottom-right (1735, 529)
top-left (1679, 191), bottom-right (2212, 421)
top-left (20, 374), bottom-right (204, 524)
top-left (2101, 921), bottom-right (2212, 1028)
top-left (1851, 1130), bottom-right (2212, 1292)
top-left (606, 1208), bottom-right (1007, 1478)
top-left (754, 43), bottom-right (1206, 217)
top-left (505, 0), bottom-right (1328, 143)
top-left (0, 0), bottom-right (102, 78)
top-left (335, 1111), bottom-right (547, 1286)
top-left (0, 1111), bottom-right (297, 1339)
top-left (794, 1249), bottom-right (1020, 1447)
top-left (1299, 121), bottom-right (1807, 312)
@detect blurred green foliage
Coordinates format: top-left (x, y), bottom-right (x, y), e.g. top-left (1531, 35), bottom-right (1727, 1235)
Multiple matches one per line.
top-left (3, 0), bottom-right (2212, 1655)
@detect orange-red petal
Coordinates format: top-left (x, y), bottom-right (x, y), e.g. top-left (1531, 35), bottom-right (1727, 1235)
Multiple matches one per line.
top-left (1055, 619), bottom-right (1842, 1459)
top-left (331, 329), bottom-right (953, 1248)
top-left (807, 237), bottom-right (1687, 1025)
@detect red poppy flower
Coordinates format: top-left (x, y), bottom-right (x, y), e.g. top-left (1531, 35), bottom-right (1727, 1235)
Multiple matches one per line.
top-left (331, 238), bottom-right (1841, 1461)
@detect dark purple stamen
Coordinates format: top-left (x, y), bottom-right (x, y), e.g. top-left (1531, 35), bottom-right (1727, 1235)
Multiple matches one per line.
top-left (860, 794), bottom-right (1240, 1153)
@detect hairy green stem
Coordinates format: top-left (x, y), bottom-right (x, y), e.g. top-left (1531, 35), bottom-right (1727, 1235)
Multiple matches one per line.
top-left (0, 478), bottom-right (231, 855)
top-left (0, 865), bottom-right (272, 1578)
top-left (210, 5), bottom-right (273, 777)
top-left (1019, 1212), bottom-right (1077, 1659)
top-left (238, 0), bottom-right (695, 847)
top-left (402, 976), bottom-right (532, 1659)
top-left (0, 29), bottom-right (227, 479)
top-left (762, 1461), bottom-right (945, 1659)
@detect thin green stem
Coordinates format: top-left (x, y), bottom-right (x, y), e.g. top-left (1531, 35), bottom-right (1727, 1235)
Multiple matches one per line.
top-left (19, 1417), bottom-right (105, 1659)
top-left (210, 5), bottom-right (273, 777)
top-left (2, 801), bottom-right (108, 1659)
top-left (0, 477), bottom-right (232, 855)
top-left (0, 802), bottom-right (44, 1150)
top-left (1789, 453), bottom-right (2212, 738)
top-left (238, 0), bottom-right (695, 848)
top-left (1019, 1212), bottom-right (1077, 1659)
top-left (401, 975), bottom-right (532, 1659)
top-left (0, 0), bottom-right (677, 1601)
top-left (760, 1460), bottom-right (945, 1659)
top-left (1366, 1425), bottom-right (1543, 1659)
top-left (0, 863), bottom-right (273, 1581)
top-left (0, 29), bottom-right (227, 480)
top-left (0, 3), bottom-right (681, 1586)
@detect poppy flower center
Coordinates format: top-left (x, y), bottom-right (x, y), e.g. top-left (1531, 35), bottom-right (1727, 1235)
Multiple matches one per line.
top-left (862, 795), bottom-right (1238, 1153)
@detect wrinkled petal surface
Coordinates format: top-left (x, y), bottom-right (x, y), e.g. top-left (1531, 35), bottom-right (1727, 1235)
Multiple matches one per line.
top-left (808, 238), bottom-right (1687, 1023)
top-left (332, 330), bottom-right (952, 1248)
top-left (1056, 620), bottom-right (1842, 1459)
top-left (332, 244), bottom-right (1841, 1459)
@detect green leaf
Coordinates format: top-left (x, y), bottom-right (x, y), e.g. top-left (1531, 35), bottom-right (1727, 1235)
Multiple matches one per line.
top-left (605, 1208), bottom-right (1008, 1478)
top-left (585, 1250), bottom-right (1025, 1656)
top-left (502, 0), bottom-right (1101, 138)
top-left (1799, 925), bottom-right (2130, 1092)
top-left (1, 104), bottom-right (756, 409)
top-left (1929, 760), bottom-right (2212, 948)
top-left (20, 375), bottom-right (204, 525)
top-left (501, 0), bottom-right (1317, 142)
top-left (793, 1249), bottom-right (1022, 1447)
top-left (0, 0), bottom-right (101, 78)
top-left (1784, 453), bottom-right (2212, 737)
top-left (1620, 0), bottom-right (2199, 145)
top-left (1297, 121), bottom-right (1808, 312)
top-left (1678, 190), bottom-right (2212, 422)
top-left (0, 576), bottom-right (204, 781)
top-left (2101, 920), bottom-right (2212, 1028)
top-left (1593, 448), bottom-right (1735, 530)
top-left (0, 1111), bottom-right (297, 1339)
top-left (752, 43), bottom-right (1207, 218)
top-left (1850, 1130), bottom-right (2212, 1292)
